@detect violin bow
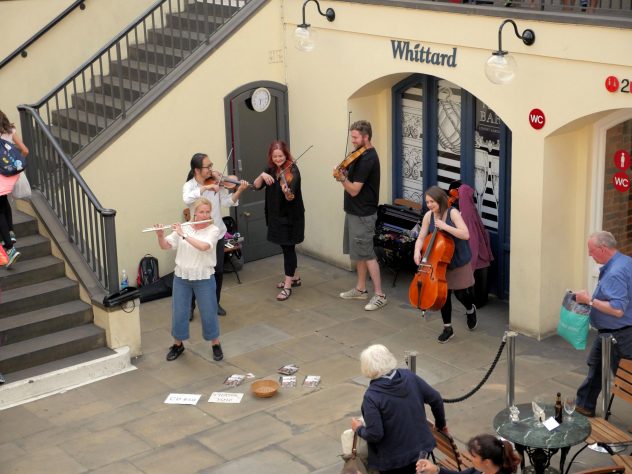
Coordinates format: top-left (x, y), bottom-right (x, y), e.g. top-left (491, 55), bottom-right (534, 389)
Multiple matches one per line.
top-left (217, 148), bottom-right (234, 181)
top-left (278, 144), bottom-right (314, 175)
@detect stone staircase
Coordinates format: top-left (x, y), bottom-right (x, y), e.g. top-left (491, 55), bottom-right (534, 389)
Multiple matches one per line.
top-left (48, 0), bottom-right (241, 156)
top-left (0, 211), bottom-right (111, 383)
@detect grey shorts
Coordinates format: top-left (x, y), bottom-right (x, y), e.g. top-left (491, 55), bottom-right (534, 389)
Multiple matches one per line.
top-left (343, 213), bottom-right (377, 261)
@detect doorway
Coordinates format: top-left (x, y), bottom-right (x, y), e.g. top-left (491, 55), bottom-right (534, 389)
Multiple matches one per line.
top-left (224, 81), bottom-right (289, 262)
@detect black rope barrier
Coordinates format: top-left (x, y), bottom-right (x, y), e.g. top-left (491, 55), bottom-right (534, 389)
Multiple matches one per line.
top-left (442, 336), bottom-right (507, 404)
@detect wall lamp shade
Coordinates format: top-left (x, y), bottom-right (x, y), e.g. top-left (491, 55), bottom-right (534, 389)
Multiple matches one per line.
top-left (485, 19), bottom-right (535, 85)
top-left (294, 0), bottom-right (335, 52)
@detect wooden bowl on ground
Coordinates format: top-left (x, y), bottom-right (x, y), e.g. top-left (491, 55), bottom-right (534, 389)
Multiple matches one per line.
top-left (251, 379), bottom-right (280, 398)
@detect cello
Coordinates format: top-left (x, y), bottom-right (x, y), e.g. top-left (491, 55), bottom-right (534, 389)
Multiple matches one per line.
top-left (408, 226), bottom-right (455, 315)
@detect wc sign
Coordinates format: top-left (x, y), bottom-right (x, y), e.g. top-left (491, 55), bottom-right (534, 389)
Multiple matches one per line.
top-left (528, 109), bottom-right (545, 130)
top-left (613, 149), bottom-right (632, 192)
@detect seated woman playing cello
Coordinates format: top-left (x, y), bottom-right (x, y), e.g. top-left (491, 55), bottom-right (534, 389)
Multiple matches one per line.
top-left (413, 186), bottom-right (476, 343)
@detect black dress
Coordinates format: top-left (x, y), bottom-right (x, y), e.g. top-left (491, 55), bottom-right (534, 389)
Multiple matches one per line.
top-left (261, 165), bottom-right (305, 246)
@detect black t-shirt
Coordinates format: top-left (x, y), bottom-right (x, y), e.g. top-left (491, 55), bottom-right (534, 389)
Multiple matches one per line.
top-left (343, 147), bottom-right (380, 216)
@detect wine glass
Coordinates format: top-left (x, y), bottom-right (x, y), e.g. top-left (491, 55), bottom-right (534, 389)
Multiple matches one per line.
top-left (532, 396), bottom-right (545, 427)
top-left (564, 396), bottom-right (576, 421)
top-left (416, 450), bottom-right (429, 473)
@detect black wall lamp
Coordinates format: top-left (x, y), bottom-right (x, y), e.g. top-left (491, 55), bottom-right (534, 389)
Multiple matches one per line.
top-left (485, 19), bottom-right (535, 85)
top-left (294, 0), bottom-right (335, 52)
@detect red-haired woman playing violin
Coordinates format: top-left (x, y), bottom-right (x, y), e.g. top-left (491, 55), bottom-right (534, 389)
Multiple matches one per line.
top-left (253, 140), bottom-right (305, 301)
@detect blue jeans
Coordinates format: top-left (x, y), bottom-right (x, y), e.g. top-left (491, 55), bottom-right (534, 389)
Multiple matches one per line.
top-left (576, 327), bottom-right (632, 411)
top-left (172, 275), bottom-right (219, 341)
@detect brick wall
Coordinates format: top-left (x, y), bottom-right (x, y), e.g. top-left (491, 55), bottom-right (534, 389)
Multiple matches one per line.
top-left (603, 119), bottom-right (632, 255)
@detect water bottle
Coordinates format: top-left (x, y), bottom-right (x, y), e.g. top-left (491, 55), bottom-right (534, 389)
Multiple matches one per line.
top-left (121, 269), bottom-right (129, 289)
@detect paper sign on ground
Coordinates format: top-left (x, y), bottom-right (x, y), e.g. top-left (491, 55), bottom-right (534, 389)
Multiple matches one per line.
top-left (164, 393), bottom-right (202, 405)
top-left (208, 392), bottom-right (244, 404)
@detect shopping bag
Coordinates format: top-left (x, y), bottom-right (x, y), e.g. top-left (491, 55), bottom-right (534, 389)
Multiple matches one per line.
top-left (11, 172), bottom-right (31, 199)
top-left (557, 291), bottom-right (590, 350)
top-left (0, 246), bottom-right (7, 266)
top-left (340, 432), bottom-right (369, 474)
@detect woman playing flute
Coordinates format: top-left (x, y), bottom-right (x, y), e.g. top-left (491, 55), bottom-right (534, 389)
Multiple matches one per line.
top-left (153, 197), bottom-right (224, 362)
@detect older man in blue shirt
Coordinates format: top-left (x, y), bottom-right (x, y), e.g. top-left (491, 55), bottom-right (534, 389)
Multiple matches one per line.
top-left (574, 231), bottom-right (632, 417)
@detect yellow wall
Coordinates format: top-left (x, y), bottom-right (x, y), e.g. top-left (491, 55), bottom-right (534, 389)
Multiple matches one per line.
top-left (80, 0), bottom-right (285, 278)
top-left (0, 0), bottom-right (155, 126)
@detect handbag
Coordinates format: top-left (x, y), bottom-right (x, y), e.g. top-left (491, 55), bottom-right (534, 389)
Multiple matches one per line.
top-left (11, 172), bottom-right (31, 199)
top-left (557, 290), bottom-right (590, 350)
top-left (0, 138), bottom-right (26, 177)
top-left (340, 432), bottom-right (368, 474)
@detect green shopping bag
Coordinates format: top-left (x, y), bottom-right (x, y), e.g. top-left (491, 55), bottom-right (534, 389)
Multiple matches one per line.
top-left (557, 291), bottom-right (590, 350)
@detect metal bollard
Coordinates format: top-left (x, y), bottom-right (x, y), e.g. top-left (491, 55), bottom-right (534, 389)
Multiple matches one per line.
top-left (601, 334), bottom-right (614, 419)
top-left (505, 331), bottom-right (517, 408)
top-left (405, 351), bottom-right (417, 374)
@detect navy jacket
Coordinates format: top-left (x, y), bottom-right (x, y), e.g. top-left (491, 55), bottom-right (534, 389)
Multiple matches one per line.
top-left (357, 368), bottom-right (446, 471)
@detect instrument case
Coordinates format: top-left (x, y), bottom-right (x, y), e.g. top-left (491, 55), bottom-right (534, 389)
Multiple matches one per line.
top-left (373, 203), bottom-right (422, 285)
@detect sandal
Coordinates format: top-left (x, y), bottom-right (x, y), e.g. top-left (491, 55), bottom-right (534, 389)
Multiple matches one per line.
top-left (276, 278), bottom-right (302, 289)
top-left (276, 288), bottom-right (292, 301)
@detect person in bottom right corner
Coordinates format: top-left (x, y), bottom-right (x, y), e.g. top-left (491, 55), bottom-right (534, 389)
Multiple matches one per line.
top-left (416, 434), bottom-right (521, 474)
top-left (573, 230), bottom-right (632, 418)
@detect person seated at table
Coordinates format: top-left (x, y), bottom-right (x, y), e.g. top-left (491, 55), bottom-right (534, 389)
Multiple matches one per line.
top-left (417, 434), bottom-right (521, 474)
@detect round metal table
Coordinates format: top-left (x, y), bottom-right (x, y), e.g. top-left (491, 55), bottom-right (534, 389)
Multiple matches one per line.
top-left (493, 403), bottom-right (591, 474)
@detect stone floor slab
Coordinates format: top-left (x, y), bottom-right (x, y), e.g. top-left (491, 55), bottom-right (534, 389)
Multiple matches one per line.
top-left (279, 429), bottom-right (345, 470)
top-left (129, 439), bottom-right (224, 473)
top-left (200, 447), bottom-right (310, 474)
top-left (316, 316), bottom-right (398, 348)
top-left (208, 323), bottom-right (292, 359)
top-left (2, 445), bottom-right (86, 473)
top-left (195, 412), bottom-right (293, 460)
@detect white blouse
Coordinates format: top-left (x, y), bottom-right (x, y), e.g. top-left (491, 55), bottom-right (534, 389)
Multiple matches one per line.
top-left (165, 224), bottom-right (221, 280)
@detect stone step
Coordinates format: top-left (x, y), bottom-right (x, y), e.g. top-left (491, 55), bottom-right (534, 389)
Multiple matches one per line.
top-left (146, 27), bottom-right (208, 51)
top-left (50, 107), bottom-right (107, 137)
top-left (71, 91), bottom-right (133, 120)
top-left (0, 346), bottom-right (135, 410)
top-left (50, 126), bottom-right (91, 156)
top-left (185, 0), bottom-right (242, 16)
top-left (96, 75), bottom-right (151, 103)
top-left (0, 277), bottom-right (79, 318)
top-left (0, 324), bottom-right (106, 374)
top-left (165, 10), bottom-right (226, 34)
top-left (12, 210), bottom-right (39, 238)
top-left (108, 58), bottom-right (170, 84)
top-left (0, 255), bottom-right (65, 291)
top-left (8, 234), bottom-right (52, 261)
top-left (127, 42), bottom-right (189, 68)
top-left (0, 300), bottom-right (92, 345)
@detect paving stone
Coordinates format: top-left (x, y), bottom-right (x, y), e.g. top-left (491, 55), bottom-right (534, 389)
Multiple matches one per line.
top-left (316, 317), bottom-right (398, 348)
top-left (139, 327), bottom-right (174, 355)
top-left (279, 429), bottom-right (344, 469)
top-left (15, 424), bottom-right (92, 452)
top-left (0, 441), bottom-right (26, 464)
top-left (299, 353), bottom-right (364, 386)
top-left (274, 333), bottom-right (347, 363)
top-left (126, 404), bottom-right (220, 446)
top-left (129, 439), bottom-right (224, 473)
top-left (227, 345), bottom-right (301, 376)
top-left (0, 405), bottom-right (53, 444)
top-left (195, 412), bottom-right (293, 459)
top-left (61, 426), bottom-right (152, 469)
top-left (266, 308), bottom-right (341, 337)
top-left (82, 369), bottom-right (172, 409)
top-left (2, 445), bottom-right (86, 473)
top-left (271, 383), bottom-right (366, 430)
top-left (199, 446), bottom-right (310, 474)
top-left (206, 323), bottom-right (292, 359)
top-left (89, 461), bottom-right (145, 474)
top-left (82, 400), bottom-right (157, 432)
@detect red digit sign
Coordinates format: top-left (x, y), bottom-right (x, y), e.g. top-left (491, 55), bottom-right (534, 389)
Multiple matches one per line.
top-left (605, 76), bottom-right (619, 93)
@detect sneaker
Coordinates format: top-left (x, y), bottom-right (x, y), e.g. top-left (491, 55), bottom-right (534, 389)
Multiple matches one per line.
top-left (365, 294), bottom-right (388, 311)
top-left (340, 288), bottom-right (369, 299)
top-left (575, 405), bottom-right (595, 417)
top-left (212, 343), bottom-right (224, 361)
top-left (467, 305), bottom-right (478, 331)
top-left (217, 304), bottom-right (227, 316)
top-left (5, 247), bottom-right (21, 269)
top-left (166, 343), bottom-right (185, 361)
top-left (9, 231), bottom-right (16, 243)
top-left (438, 326), bottom-right (454, 343)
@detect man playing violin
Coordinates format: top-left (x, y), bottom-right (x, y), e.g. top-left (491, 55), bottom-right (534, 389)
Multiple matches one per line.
top-left (183, 153), bottom-right (249, 316)
top-left (335, 120), bottom-right (387, 311)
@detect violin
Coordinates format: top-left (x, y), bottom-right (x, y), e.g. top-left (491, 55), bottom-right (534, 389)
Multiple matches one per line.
top-left (408, 226), bottom-right (455, 315)
top-left (333, 146), bottom-right (366, 181)
top-left (205, 171), bottom-right (252, 190)
top-left (276, 164), bottom-right (295, 201)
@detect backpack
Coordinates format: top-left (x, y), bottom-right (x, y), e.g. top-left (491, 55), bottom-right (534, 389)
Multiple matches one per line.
top-left (137, 254), bottom-right (159, 287)
top-left (0, 138), bottom-right (26, 177)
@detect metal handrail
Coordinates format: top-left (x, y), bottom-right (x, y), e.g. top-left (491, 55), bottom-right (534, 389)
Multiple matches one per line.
top-left (29, 0), bottom-right (248, 157)
top-left (0, 0), bottom-right (86, 71)
top-left (18, 105), bottom-right (119, 293)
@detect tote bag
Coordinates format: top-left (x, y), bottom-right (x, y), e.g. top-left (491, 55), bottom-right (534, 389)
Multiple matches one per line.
top-left (557, 291), bottom-right (590, 350)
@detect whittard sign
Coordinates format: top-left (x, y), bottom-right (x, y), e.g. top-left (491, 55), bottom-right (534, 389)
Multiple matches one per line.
top-left (391, 40), bottom-right (457, 68)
